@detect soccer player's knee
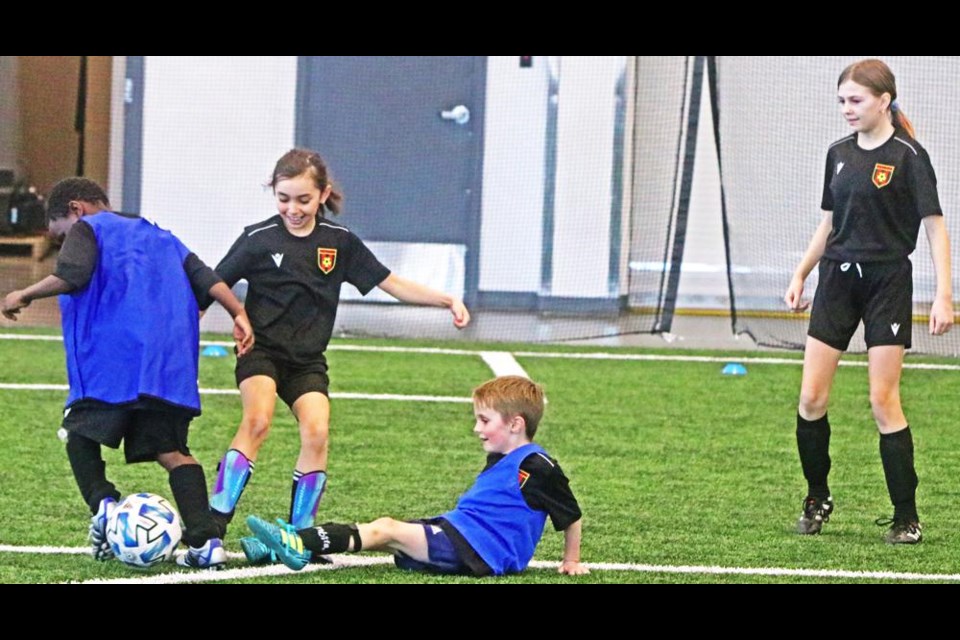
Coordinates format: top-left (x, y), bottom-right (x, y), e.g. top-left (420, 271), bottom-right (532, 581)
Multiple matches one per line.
top-left (298, 421), bottom-right (329, 449)
top-left (369, 517), bottom-right (399, 538)
top-left (242, 414), bottom-right (273, 441)
top-left (156, 451), bottom-right (194, 471)
top-left (869, 388), bottom-right (899, 420)
top-left (798, 389), bottom-right (828, 418)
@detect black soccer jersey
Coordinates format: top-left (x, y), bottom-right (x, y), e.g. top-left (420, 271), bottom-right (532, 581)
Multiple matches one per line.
top-left (206, 215), bottom-right (391, 366)
top-left (821, 129), bottom-right (942, 263)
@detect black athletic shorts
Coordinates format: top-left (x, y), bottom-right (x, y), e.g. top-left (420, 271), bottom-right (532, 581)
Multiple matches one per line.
top-left (61, 398), bottom-right (194, 464)
top-left (235, 347), bottom-right (330, 407)
top-left (808, 257), bottom-right (913, 351)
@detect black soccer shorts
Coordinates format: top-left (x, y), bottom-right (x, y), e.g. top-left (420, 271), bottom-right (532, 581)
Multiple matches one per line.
top-left (62, 398), bottom-right (194, 464)
top-left (235, 347), bottom-right (330, 407)
top-left (808, 257), bottom-right (913, 350)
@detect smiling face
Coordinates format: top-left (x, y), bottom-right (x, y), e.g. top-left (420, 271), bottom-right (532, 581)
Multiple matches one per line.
top-left (274, 172), bottom-right (332, 236)
top-left (473, 404), bottom-right (526, 455)
top-left (837, 79), bottom-right (891, 134)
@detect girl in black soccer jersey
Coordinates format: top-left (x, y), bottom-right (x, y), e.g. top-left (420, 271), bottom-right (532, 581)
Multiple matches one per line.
top-left (203, 149), bottom-right (470, 563)
top-left (785, 59), bottom-right (953, 544)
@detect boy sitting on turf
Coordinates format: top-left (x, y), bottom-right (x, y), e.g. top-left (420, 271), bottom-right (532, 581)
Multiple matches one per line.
top-left (246, 375), bottom-right (588, 576)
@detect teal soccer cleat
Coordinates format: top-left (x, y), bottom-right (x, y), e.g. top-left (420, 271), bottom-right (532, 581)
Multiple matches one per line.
top-left (246, 516), bottom-right (312, 571)
top-left (240, 535), bottom-right (278, 565)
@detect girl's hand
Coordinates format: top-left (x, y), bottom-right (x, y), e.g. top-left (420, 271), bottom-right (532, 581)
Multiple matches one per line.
top-left (784, 276), bottom-right (810, 312)
top-left (450, 299), bottom-right (470, 329)
top-left (929, 297), bottom-right (954, 335)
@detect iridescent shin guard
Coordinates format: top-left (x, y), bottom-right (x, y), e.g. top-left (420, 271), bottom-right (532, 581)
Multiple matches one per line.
top-left (210, 449), bottom-right (254, 518)
top-left (290, 470), bottom-right (327, 530)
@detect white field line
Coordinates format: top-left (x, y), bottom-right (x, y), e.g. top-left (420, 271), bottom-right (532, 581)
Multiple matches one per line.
top-left (0, 545), bottom-right (956, 583)
top-left (527, 561), bottom-right (960, 582)
top-left (73, 554), bottom-right (395, 584)
top-left (513, 351), bottom-right (960, 371)
top-left (3, 334), bottom-right (958, 372)
top-left (479, 351), bottom-right (531, 378)
top-left (0, 384), bottom-right (471, 403)
top-left (477, 352), bottom-right (549, 403)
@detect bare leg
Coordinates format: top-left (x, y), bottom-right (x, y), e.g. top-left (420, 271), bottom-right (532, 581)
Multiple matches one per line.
top-left (867, 345), bottom-right (907, 434)
top-left (230, 375), bottom-right (279, 460)
top-left (291, 392), bottom-right (330, 471)
top-left (798, 336), bottom-right (843, 419)
top-left (356, 517), bottom-right (430, 561)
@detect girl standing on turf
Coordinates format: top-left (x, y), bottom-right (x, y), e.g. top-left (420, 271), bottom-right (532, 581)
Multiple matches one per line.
top-left (784, 59), bottom-right (953, 544)
top-left (203, 149), bottom-right (470, 562)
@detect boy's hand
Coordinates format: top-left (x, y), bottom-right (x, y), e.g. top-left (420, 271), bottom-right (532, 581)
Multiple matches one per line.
top-left (558, 560), bottom-right (590, 576)
top-left (2, 290), bottom-right (29, 321)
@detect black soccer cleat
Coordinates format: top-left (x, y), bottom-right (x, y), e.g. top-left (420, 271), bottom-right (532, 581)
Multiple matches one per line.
top-left (876, 517), bottom-right (922, 545)
top-left (797, 496), bottom-right (834, 535)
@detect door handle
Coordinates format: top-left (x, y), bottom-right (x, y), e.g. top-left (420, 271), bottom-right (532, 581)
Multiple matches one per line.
top-left (440, 105), bottom-right (470, 125)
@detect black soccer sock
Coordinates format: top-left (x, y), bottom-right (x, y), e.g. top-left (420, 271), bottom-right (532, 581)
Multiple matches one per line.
top-left (879, 427), bottom-right (919, 523)
top-left (65, 431), bottom-right (120, 513)
top-left (797, 413), bottom-right (832, 499)
top-left (169, 464), bottom-right (221, 547)
top-left (300, 522), bottom-right (361, 555)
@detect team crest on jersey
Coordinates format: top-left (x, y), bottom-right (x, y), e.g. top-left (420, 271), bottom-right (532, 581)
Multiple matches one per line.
top-left (518, 469), bottom-right (530, 488)
top-left (872, 163), bottom-right (895, 189)
top-left (318, 248), bottom-right (337, 274)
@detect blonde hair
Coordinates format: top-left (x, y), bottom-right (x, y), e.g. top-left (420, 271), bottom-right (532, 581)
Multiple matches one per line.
top-left (838, 59), bottom-right (915, 138)
top-left (473, 376), bottom-right (545, 440)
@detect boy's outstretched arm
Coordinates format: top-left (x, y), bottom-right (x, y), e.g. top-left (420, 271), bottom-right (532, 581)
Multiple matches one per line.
top-left (558, 518), bottom-right (589, 575)
top-left (207, 281), bottom-right (254, 356)
top-left (2, 275), bottom-right (75, 320)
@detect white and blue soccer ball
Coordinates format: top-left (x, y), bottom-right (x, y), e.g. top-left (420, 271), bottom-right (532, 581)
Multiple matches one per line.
top-left (106, 492), bottom-right (182, 568)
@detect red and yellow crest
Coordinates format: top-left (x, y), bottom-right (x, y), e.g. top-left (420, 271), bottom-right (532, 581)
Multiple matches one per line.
top-left (318, 248), bottom-right (338, 274)
top-left (872, 163), bottom-right (895, 189)
top-left (518, 469), bottom-right (530, 488)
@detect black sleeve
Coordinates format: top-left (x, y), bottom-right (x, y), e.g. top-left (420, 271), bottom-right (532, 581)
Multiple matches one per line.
top-left (198, 233), bottom-right (250, 311)
top-left (912, 147), bottom-right (942, 219)
top-left (183, 253), bottom-right (223, 307)
top-left (54, 220), bottom-right (98, 289)
top-left (519, 453), bottom-right (583, 531)
top-left (344, 232), bottom-right (391, 295)
top-left (820, 148), bottom-right (834, 211)
top-left (214, 233), bottom-right (253, 288)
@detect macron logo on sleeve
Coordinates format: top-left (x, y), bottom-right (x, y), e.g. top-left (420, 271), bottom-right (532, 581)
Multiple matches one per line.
top-left (271, 253), bottom-right (284, 268)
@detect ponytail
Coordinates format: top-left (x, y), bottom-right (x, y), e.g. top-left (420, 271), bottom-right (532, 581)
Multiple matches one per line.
top-left (891, 103), bottom-right (916, 138)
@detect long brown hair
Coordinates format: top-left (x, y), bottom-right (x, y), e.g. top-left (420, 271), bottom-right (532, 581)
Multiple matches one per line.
top-left (838, 59), bottom-right (915, 138)
top-left (269, 148), bottom-right (344, 215)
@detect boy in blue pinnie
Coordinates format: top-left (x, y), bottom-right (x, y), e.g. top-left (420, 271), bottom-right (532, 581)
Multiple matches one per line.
top-left (2, 178), bottom-right (254, 570)
top-left (246, 375), bottom-right (588, 577)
